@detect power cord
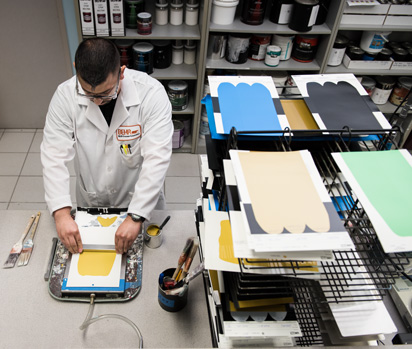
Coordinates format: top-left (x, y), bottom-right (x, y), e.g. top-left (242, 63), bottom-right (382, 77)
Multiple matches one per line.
top-left (79, 293), bottom-right (143, 348)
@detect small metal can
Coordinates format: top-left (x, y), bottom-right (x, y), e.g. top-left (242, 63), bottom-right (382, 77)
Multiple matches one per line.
top-left (265, 45), bottom-right (282, 67)
top-left (376, 47), bottom-right (393, 61)
top-left (167, 80), bottom-right (188, 111)
top-left (137, 12), bottom-right (152, 35)
top-left (389, 77), bottom-right (412, 106)
top-left (371, 76), bottom-right (396, 105)
top-left (347, 46), bottom-right (364, 60)
top-left (361, 76), bottom-right (376, 96)
top-left (248, 34), bottom-right (271, 61)
top-left (393, 47), bottom-right (409, 62)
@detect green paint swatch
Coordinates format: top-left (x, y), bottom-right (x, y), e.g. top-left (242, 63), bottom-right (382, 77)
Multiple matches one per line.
top-left (341, 150), bottom-right (412, 237)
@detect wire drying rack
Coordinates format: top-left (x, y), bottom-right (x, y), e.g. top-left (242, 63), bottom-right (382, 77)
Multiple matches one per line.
top-left (204, 126), bottom-right (411, 346)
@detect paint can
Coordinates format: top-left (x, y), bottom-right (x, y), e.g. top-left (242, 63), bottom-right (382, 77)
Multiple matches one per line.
top-left (291, 34), bottom-right (318, 62)
top-left (288, 0), bottom-right (320, 32)
top-left (240, 0), bottom-right (269, 25)
top-left (115, 39), bottom-right (135, 68)
top-left (199, 109), bottom-right (210, 138)
top-left (167, 80), bottom-right (188, 111)
top-left (360, 31), bottom-right (391, 54)
top-left (269, 70), bottom-right (288, 94)
top-left (226, 33), bottom-right (251, 64)
top-left (389, 77), bottom-right (412, 106)
top-left (132, 43), bottom-right (152, 68)
top-left (211, 0), bottom-right (240, 25)
top-left (361, 76), bottom-right (376, 96)
top-left (172, 120), bottom-right (185, 149)
top-left (393, 47), bottom-right (409, 62)
top-left (158, 268), bottom-right (189, 312)
top-left (363, 51), bottom-right (378, 61)
top-left (269, 0), bottom-right (294, 24)
top-left (208, 34), bottom-right (227, 61)
top-left (144, 223), bottom-right (163, 248)
top-left (248, 34), bottom-right (271, 61)
top-left (132, 42), bottom-right (154, 74)
top-left (315, 0), bottom-right (330, 25)
top-left (271, 34), bottom-right (294, 61)
top-left (125, 0), bottom-right (145, 29)
top-left (346, 46), bottom-right (364, 60)
top-left (327, 34), bottom-right (348, 66)
top-left (153, 40), bottom-right (172, 69)
top-left (376, 47), bottom-right (393, 61)
top-left (284, 75), bottom-right (300, 95)
top-left (371, 76), bottom-right (396, 105)
top-left (174, 115), bottom-right (192, 137)
top-left (137, 12), bottom-right (152, 35)
top-left (265, 45), bottom-right (282, 66)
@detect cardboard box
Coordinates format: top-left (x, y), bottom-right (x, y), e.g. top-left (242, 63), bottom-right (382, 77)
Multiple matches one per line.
top-left (78, 0), bottom-right (95, 36)
top-left (343, 54), bottom-right (392, 70)
top-left (341, 14), bottom-right (386, 26)
top-left (109, 0), bottom-right (125, 37)
top-left (390, 61), bottom-right (412, 71)
top-left (93, 0), bottom-right (110, 37)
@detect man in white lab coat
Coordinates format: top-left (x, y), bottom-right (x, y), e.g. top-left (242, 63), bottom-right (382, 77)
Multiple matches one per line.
top-left (41, 38), bottom-right (173, 255)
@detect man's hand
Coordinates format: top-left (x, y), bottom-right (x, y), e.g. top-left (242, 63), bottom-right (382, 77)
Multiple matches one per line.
top-left (53, 207), bottom-right (83, 254)
top-left (115, 216), bottom-right (142, 254)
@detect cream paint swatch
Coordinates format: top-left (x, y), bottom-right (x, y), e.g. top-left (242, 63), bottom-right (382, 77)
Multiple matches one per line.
top-left (97, 216), bottom-right (117, 227)
top-left (78, 251), bottom-right (117, 276)
top-left (237, 151), bottom-right (330, 234)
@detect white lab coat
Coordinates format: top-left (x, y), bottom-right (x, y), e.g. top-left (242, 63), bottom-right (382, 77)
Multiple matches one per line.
top-left (41, 68), bottom-right (173, 220)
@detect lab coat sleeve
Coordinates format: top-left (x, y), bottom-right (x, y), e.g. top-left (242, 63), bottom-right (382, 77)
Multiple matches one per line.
top-left (127, 84), bottom-right (173, 220)
top-left (40, 85), bottom-right (76, 215)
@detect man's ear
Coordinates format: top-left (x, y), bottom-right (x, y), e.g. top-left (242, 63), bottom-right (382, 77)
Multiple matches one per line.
top-left (120, 65), bottom-right (126, 80)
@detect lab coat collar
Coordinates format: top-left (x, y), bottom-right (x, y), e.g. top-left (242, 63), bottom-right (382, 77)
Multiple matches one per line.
top-left (75, 70), bottom-right (141, 137)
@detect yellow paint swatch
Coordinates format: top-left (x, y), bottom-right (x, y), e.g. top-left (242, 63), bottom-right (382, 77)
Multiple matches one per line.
top-left (238, 151), bottom-right (330, 234)
top-left (97, 216), bottom-right (117, 227)
top-left (78, 251), bottom-right (117, 276)
top-left (281, 99), bottom-right (318, 130)
top-left (219, 220), bottom-right (238, 264)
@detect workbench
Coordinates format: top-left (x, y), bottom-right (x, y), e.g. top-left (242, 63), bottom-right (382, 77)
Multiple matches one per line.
top-left (0, 210), bottom-right (212, 348)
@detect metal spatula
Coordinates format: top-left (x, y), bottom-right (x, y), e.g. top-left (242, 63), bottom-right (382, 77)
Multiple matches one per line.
top-left (17, 212), bottom-right (41, 267)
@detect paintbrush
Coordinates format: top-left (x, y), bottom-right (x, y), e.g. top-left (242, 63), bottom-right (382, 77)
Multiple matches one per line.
top-left (3, 214), bottom-right (36, 268)
top-left (179, 239), bottom-right (199, 281)
top-left (172, 237), bottom-right (194, 280)
top-left (17, 211), bottom-right (41, 267)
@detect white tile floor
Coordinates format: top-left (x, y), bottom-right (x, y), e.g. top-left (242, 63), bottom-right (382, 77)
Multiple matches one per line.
top-left (0, 129), bottom-right (202, 211)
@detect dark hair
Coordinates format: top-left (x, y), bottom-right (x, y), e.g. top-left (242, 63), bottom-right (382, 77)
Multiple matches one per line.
top-left (74, 38), bottom-right (120, 88)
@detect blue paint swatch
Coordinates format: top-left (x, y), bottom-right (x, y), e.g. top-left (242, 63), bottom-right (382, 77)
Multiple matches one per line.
top-left (217, 83), bottom-right (281, 134)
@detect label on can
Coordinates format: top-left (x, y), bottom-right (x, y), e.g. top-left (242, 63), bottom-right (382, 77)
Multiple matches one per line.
top-left (172, 120), bottom-right (185, 149)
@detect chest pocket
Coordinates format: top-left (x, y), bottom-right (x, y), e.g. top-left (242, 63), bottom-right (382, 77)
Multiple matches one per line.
top-left (119, 138), bottom-right (143, 169)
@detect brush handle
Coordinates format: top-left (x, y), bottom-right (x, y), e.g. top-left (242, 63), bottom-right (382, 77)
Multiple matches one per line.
top-left (159, 215), bottom-right (171, 230)
top-left (18, 215), bottom-right (36, 243)
top-left (28, 212), bottom-right (41, 240)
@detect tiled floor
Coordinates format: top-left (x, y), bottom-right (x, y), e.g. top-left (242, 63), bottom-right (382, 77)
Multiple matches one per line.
top-left (0, 129), bottom-right (203, 211)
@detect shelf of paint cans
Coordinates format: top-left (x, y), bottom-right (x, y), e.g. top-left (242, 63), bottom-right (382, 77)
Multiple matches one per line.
top-left (209, 18), bottom-right (332, 35)
top-left (205, 56), bottom-right (321, 71)
top-left (121, 24), bottom-right (201, 40)
top-left (324, 64), bottom-right (412, 76)
top-left (151, 63), bottom-right (197, 80)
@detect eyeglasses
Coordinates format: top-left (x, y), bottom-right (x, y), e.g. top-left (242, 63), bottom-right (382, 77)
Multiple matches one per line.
top-left (76, 70), bottom-right (121, 101)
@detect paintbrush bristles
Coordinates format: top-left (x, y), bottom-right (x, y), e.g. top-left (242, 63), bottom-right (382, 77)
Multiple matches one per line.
top-left (172, 237), bottom-right (194, 280)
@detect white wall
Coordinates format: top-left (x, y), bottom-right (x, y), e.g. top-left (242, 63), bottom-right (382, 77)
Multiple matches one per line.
top-left (0, 0), bottom-right (72, 128)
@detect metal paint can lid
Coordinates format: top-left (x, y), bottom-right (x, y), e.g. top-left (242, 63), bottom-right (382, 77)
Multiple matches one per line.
top-left (168, 80), bottom-right (188, 92)
top-left (132, 42), bottom-right (154, 53)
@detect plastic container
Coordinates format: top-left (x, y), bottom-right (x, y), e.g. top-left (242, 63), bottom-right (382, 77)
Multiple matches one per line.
top-left (225, 33), bottom-right (251, 64)
top-left (185, 0), bottom-right (199, 26)
top-left (271, 34), bottom-right (295, 61)
top-left (269, 0), bottom-right (294, 24)
top-left (184, 41), bottom-right (196, 65)
top-left (153, 40), bottom-right (172, 69)
top-left (172, 40), bottom-right (184, 65)
top-left (125, 0), bottom-right (145, 29)
top-left (137, 12), bottom-right (152, 35)
top-left (360, 31), bottom-right (391, 54)
top-left (155, 0), bottom-right (169, 25)
top-left (211, 0), bottom-right (240, 25)
top-left (170, 0), bottom-right (184, 25)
